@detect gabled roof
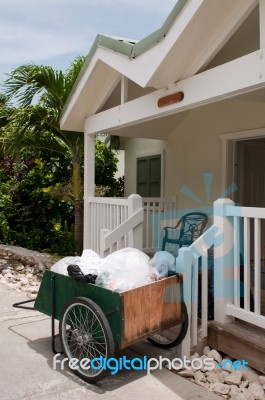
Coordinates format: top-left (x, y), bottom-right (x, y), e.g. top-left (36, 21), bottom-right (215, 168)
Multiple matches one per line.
top-left (60, 0), bottom-right (258, 132)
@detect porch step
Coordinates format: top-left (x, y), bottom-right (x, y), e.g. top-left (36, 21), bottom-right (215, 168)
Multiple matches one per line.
top-left (208, 320), bottom-right (265, 374)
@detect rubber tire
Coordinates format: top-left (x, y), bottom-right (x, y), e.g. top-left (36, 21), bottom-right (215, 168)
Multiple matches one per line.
top-left (147, 302), bottom-right (188, 349)
top-left (59, 297), bottom-right (115, 383)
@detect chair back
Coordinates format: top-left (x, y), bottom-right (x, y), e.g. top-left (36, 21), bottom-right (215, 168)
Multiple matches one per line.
top-left (178, 212), bottom-right (208, 246)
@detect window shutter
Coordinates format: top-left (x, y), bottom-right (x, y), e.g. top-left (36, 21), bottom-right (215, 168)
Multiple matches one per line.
top-left (136, 155), bottom-right (161, 197)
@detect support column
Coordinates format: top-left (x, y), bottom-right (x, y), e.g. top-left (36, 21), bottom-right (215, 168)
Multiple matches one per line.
top-left (83, 133), bottom-right (95, 248)
top-left (213, 198), bottom-right (235, 324)
top-left (260, 0), bottom-right (265, 48)
top-left (121, 75), bottom-right (128, 104)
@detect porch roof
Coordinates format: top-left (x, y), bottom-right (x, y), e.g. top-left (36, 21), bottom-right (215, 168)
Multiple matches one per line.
top-left (60, 0), bottom-right (258, 133)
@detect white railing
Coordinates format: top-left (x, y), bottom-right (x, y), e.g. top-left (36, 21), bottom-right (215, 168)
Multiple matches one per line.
top-left (86, 195), bottom-right (177, 255)
top-left (100, 194), bottom-right (143, 257)
top-left (86, 194), bottom-right (144, 257)
top-left (142, 196), bottom-right (177, 253)
top-left (175, 225), bottom-right (215, 356)
top-left (214, 198), bottom-right (265, 329)
top-left (86, 196), bottom-right (129, 254)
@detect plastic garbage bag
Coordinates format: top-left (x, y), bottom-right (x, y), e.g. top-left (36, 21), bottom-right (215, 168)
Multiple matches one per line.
top-left (79, 249), bottom-right (101, 274)
top-left (50, 256), bottom-right (81, 276)
top-left (96, 247), bottom-right (152, 292)
top-left (148, 251), bottom-right (175, 278)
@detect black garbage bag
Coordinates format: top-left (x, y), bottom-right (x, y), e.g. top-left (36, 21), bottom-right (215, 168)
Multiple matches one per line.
top-left (67, 264), bottom-right (97, 284)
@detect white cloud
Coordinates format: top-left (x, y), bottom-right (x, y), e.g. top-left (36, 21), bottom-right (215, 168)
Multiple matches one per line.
top-left (0, 0), bottom-right (177, 81)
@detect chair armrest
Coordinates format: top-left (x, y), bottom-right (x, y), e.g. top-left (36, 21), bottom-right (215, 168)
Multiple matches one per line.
top-left (163, 219), bottom-right (182, 231)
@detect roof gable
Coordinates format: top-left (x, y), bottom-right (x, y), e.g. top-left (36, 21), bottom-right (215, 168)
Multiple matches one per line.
top-left (61, 0), bottom-right (258, 132)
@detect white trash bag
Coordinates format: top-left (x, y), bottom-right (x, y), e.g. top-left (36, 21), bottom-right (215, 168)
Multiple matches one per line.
top-left (96, 247), bottom-right (152, 292)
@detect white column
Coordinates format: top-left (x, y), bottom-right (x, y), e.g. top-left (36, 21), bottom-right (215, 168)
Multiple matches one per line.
top-left (260, 0), bottom-right (265, 48)
top-left (175, 247), bottom-right (193, 358)
top-left (83, 133), bottom-right (95, 248)
top-left (213, 198), bottom-right (235, 324)
top-left (128, 194), bottom-right (143, 250)
top-left (121, 75), bottom-right (128, 104)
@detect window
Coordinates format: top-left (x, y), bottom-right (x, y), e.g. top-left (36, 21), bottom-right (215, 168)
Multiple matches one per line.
top-left (136, 155), bottom-right (161, 197)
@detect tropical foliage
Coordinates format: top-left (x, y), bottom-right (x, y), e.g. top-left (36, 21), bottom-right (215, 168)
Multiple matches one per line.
top-left (0, 58), bottom-right (123, 254)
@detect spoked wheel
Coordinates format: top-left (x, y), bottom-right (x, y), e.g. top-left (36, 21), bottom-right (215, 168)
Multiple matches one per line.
top-left (59, 297), bottom-right (115, 383)
top-left (147, 302), bottom-right (188, 349)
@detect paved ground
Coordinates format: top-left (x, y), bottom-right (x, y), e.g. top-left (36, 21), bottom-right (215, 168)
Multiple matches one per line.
top-left (0, 282), bottom-right (220, 400)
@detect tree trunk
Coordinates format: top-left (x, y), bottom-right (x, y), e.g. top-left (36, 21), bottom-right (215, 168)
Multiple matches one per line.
top-left (74, 199), bottom-right (83, 251)
top-left (73, 160), bottom-right (83, 251)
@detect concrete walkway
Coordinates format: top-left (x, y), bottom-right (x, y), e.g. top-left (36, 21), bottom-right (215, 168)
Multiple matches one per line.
top-left (0, 283), bottom-right (220, 400)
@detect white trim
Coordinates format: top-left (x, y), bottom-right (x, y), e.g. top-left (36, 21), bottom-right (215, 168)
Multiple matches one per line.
top-left (121, 76), bottom-right (128, 104)
top-left (227, 304), bottom-right (265, 329)
top-left (84, 50), bottom-right (265, 135)
top-left (220, 127), bottom-right (265, 193)
top-left (260, 0), bottom-right (265, 48)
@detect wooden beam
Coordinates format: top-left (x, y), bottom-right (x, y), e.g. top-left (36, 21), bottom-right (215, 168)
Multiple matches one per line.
top-left (84, 50), bottom-right (265, 135)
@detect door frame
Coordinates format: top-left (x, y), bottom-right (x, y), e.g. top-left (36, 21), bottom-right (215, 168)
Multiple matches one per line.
top-left (220, 127), bottom-right (265, 202)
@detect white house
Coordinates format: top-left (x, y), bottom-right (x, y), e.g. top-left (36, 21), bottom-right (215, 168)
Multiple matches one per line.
top-left (60, 0), bottom-right (265, 370)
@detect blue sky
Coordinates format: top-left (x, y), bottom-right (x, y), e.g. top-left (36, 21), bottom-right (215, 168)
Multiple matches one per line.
top-left (0, 0), bottom-right (176, 85)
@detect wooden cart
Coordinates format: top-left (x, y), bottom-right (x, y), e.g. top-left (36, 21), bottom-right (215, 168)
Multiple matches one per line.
top-left (15, 270), bottom-right (188, 383)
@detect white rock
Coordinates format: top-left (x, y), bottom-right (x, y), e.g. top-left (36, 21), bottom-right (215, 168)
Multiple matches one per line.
top-left (240, 388), bottom-right (255, 400)
top-left (224, 371), bottom-right (243, 386)
top-left (209, 383), bottom-right (230, 395)
top-left (178, 369), bottom-right (195, 378)
top-left (230, 385), bottom-right (240, 397)
top-left (206, 371), bottom-right (223, 384)
top-left (260, 376), bottom-right (265, 386)
top-left (203, 346), bottom-right (211, 356)
top-left (208, 350), bottom-right (222, 364)
top-left (222, 358), bottom-right (234, 372)
top-left (243, 367), bottom-right (261, 383)
top-left (230, 391), bottom-right (254, 400)
top-left (194, 370), bottom-right (206, 382)
top-left (190, 353), bottom-right (200, 360)
top-left (196, 380), bottom-right (209, 389)
top-left (248, 382), bottom-right (265, 399)
top-left (240, 379), bottom-right (250, 388)
top-left (20, 278), bottom-right (28, 286)
top-left (15, 265), bottom-right (24, 271)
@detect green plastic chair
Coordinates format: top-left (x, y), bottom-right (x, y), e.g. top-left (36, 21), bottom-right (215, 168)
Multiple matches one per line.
top-left (161, 212), bottom-right (208, 252)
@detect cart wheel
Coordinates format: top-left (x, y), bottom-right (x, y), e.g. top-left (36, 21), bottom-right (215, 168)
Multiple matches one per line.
top-left (147, 302), bottom-right (188, 349)
top-left (59, 297), bottom-right (115, 383)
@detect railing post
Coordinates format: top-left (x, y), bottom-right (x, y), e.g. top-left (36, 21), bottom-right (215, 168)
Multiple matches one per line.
top-left (128, 194), bottom-right (143, 250)
top-left (100, 228), bottom-right (110, 258)
top-left (213, 198), bottom-right (235, 324)
top-left (175, 247), bottom-right (193, 357)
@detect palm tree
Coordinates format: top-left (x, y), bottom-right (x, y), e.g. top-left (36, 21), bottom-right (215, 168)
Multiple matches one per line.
top-left (1, 57), bottom-right (86, 250)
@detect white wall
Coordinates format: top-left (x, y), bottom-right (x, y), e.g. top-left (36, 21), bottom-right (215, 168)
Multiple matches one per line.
top-left (124, 95), bottom-right (265, 211)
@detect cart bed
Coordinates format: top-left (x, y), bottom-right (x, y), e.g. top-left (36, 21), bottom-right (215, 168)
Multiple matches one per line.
top-left (34, 270), bottom-right (182, 349)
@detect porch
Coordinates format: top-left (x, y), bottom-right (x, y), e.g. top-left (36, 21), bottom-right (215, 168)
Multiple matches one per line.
top-left (84, 194), bottom-right (265, 372)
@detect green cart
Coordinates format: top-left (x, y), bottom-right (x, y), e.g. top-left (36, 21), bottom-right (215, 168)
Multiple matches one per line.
top-left (14, 269), bottom-right (188, 383)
